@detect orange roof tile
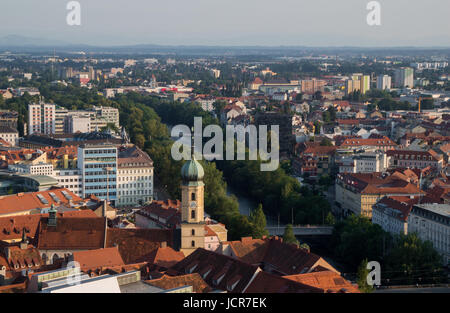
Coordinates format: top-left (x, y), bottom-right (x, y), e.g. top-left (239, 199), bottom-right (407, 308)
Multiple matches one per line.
top-left (146, 273), bottom-right (211, 293)
top-left (0, 188), bottom-right (83, 216)
top-left (72, 247), bottom-right (125, 271)
top-left (284, 270), bottom-right (360, 293)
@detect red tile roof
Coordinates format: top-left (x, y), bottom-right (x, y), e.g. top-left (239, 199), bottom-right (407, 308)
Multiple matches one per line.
top-left (284, 270), bottom-right (360, 293)
top-left (37, 217), bottom-right (107, 250)
top-left (0, 188), bottom-right (83, 216)
top-left (146, 273), bottom-right (212, 293)
top-left (244, 270), bottom-right (324, 293)
top-left (340, 136), bottom-right (397, 148)
top-left (169, 248), bottom-right (260, 293)
top-left (0, 210), bottom-right (97, 242)
top-left (72, 247), bottom-right (125, 271)
top-left (225, 237), bottom-right (337, 276)
top-left (337, 172), bottom-right (425, 195)
top-left (106, 228), bottom-right (174, 264)
top-left (144, 247), bottom-right (185, 268)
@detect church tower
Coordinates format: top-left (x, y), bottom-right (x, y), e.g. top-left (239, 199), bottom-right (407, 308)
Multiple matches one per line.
top-left (180, 143), bottom-right (205, 256)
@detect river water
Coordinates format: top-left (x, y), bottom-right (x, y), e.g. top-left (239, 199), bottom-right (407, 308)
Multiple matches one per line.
top-left (226, 185), bottom-right (279, 227)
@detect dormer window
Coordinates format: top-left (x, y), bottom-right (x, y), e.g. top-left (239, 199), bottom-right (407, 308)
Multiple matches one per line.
top-left (213, 273), bottom-right (225, 286)
top-left (202, 268), bottom-right (212, 279)
top-left (188, 263), bottom-right (198, 273)
top-left (227, 275), bottom-right (242, 291)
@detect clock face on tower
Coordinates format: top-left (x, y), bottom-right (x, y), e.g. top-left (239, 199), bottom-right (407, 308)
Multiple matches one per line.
top-left (190, 201), bottom-right (197, 208)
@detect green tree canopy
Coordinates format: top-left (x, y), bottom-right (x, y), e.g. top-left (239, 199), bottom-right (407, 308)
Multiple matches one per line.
top-left (283, 224), bottom-right (299, 245)
top-left (249, 204), bottom-right (269, 239)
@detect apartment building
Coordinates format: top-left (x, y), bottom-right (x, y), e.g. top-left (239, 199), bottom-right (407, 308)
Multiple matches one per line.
top-left (394, 67), bottom-right (414, 88)
top-left (377, 75), bottom-right (392, 90)
top-left (372, 196), bottom-right (419, 235)
top-left (386, 149), bottom-right (443, 171)
top-left (54, 106), bottom-right (118, 134)
top-left (0, 126), bottom-right (19, 146)
top-left (28, 103), bottom-right (56, 135)
top-left (408, 204), bottom-right (450, 265)
top-left (335, 172), bottom-right (424, 218)
top-left (93, 106), bottom-right (120, 129)
top-left (65, 115), bottom-right (91, 133)
top-left (0, 111), bottom-right (18, 129)
top-left (301, 79), bottom-right (326, 94)
top-left (53, 169), bottom-right (82, 196)
top-left (339, 136), bottom-right (397, 152)
top-left (338, 151), bottom-right (389, 173)
top-left (345, 74), bottom-right (371, 95)
top-left (117, 145), bottom-right (154, 207)
top-left (7, 151), bottom-right (53, 176)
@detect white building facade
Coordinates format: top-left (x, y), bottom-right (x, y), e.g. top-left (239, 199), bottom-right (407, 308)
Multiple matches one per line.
top-left (408, 204), bottom-right (450, 266)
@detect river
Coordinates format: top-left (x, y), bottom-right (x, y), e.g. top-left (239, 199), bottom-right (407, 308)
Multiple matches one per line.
top-left (226, 185), bottom-right (279, 227)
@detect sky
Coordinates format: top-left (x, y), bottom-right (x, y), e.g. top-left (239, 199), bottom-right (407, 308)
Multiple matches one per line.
top-left (1, 0), bottom-right (450, 47)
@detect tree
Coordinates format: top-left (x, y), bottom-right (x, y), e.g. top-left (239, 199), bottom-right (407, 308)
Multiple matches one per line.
top-left (325, 212), bottom-right (336, 225)
top-left (295, 93), bottom-right (303, 102)
top-left (313, 91), bottom-right (323, 101)
top-left (330, 215), bottom-right (387, 268)
top-left (283, 224), bottom-right (299, 245)
top-left (357, 259), bottom-right (374, 293)
top-left (320, 137), bottom-right (333, 146)
top-left (249, 204), bottom-right (269, 239)
top-left (100, 122), bottom-right (119, 133)
top-left (383, 233), bottom-right (445, 285)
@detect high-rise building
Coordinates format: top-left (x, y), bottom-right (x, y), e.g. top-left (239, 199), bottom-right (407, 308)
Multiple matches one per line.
top-left (377, 75), bottom-right (392, 90)
top-left (28, 103), bottom-right (56, 135)
top-left (348, 74), bottom-right (371, 95)
top-left (78, 144), bottom-right (118, 205)
top-left (345, 79), bottom-right (360, 95)
top-left (394, 67), bottom-right (414, 88)
top-left (301, 79), bottom-right (326, 94)
top-left (360, 75), bottom-right (371, 94)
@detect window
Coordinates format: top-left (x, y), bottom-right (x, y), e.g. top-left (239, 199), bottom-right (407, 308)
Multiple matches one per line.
top-left (191, 210), bottom-right (196, 219)
top-left (191, 229), bottom-right (195, 236)
top-left (191, 240), bottom-right (195, 247)
top-left (191, 193), bottom-right (196, 201)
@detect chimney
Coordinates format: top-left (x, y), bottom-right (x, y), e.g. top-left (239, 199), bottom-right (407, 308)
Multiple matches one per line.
top-left (160, 241), bottom-right (167, 248)
top-left (48, 204), bottom-right (57, 227)
top-left (20, 228), bottom-right (28, 250)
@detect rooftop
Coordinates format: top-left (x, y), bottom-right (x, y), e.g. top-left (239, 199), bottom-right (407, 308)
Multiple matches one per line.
top-left (414, 203), bottom-right (450, 218)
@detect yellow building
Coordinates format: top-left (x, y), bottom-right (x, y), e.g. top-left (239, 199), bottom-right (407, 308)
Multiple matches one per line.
top-left (335, 172), bottom-right (424, 218)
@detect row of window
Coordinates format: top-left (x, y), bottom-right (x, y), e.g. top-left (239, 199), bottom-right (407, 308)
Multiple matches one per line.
top-left (84, 171), bottom-right (117, 176)
top-left (84, 163), bottom-right (116, 169)
top-left (84, 149), bottom-right (116, 155)
top-left (84, 185), bottom-right (116, 190)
